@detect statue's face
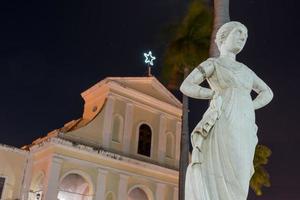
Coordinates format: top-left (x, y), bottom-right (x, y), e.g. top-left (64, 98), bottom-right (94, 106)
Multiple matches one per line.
top-left (221, 26), bottom-right (248, 54)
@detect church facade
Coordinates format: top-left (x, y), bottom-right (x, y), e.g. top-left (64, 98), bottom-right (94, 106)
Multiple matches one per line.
top-left (0, 77), bottom-right (182, 200)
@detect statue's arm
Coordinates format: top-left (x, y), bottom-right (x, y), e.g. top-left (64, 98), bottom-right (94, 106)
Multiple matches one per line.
top-left (179, 60), bottom-right (215, 99)
top-left (252, 72), bottom-right (274, 110)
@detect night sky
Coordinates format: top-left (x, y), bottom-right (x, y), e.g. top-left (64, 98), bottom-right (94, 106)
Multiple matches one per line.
top-left (0, 0), bottom-right (299, 199)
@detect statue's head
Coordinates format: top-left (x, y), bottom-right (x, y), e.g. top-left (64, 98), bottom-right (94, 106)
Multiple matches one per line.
top-left (215, 21), bottom-right (248, 55)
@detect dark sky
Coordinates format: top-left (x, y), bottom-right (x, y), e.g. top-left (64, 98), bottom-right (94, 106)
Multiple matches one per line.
top-left (0, 0), bottom-right (299, 199)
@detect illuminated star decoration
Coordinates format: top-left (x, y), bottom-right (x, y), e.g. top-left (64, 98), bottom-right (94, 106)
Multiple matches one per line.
top-left (144, 51), bottom-right (156, 66)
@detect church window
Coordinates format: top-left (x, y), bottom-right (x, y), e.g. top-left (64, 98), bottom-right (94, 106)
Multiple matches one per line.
top-left (128, 187), bottom-right (149, 200)
top-left (166, 132), bottom-right (175, 158)
top-left (112, 114), bottom-right (124, 143)
top-left (0, 177), bottom-right (5, 199)
top-left (137, 124), bottom-right (152, 157)
top-left (106, 192), bottom-right (115, 200)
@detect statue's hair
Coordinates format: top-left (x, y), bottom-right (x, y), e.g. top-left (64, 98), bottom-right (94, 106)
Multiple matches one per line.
top-left (215, 21), bottom-right (247, 50)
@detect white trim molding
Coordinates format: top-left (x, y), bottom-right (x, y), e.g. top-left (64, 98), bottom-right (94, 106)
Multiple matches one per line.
top-left (0, 143), bottom-right (28, 155)
top-left (175, 121), bottom-right (181, 167)
top-left (102, 95), bottom-right (116, 148)
top-left (158, 115), bottom-right (167, 163)
top-left (155, 182), bottom-right (167, 200)
top-left (117, 174), bottom-right (129, 200)
top-left (173, 187), bottom-right (178, 200)
top-left (123, 102), bottom-right (134, 153)
top-left (43, 156), bottom-right (63, 200)
top-left (95, 168), bottom-right (109, 199)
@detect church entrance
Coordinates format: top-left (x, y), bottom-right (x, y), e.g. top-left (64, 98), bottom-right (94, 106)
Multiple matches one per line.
top-left (57, 173), bottom-right (92, 200)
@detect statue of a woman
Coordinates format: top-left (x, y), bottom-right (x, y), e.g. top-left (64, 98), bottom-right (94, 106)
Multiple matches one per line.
top-left (180, 21), bottom-right (273, 200)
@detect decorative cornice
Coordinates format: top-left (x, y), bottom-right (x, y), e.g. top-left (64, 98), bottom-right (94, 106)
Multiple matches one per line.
top-left (0, 143), bottom-right (28, 155)
top-left (80, 77), bottom-right (182, 116)
top-left (29, 137), bottom-right (178, 179)
top-left (150, 77), bottom-right (182, 107)
top-left (108, 82), bottom-right (182, 117)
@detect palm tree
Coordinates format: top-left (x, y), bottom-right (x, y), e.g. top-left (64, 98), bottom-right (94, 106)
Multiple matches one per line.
top-left (161, 1), bottom-right (212, 199)
top-left (162, 0), bottom-right (271, 199)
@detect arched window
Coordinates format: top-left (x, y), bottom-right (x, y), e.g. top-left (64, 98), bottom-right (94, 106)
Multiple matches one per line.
top-left (128, 188), bottom-right (149, 200)
top-left (57, 173), bottom-right (93, 200)
top-left (112, 114), bottom-right (123, 143)
top-left (166, 132), bottom-right (175, 158)
top-left (106, 191), bottom-right (115, 200)
top-left (137, 124), bottom-right (152, 157)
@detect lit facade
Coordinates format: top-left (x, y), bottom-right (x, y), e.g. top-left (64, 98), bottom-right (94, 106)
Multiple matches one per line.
top-left (0, 77), bottom-right (182, 200)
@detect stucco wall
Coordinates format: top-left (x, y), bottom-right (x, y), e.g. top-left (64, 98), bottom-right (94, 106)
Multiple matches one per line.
top-left (0, 146), bottom-right (27, 200)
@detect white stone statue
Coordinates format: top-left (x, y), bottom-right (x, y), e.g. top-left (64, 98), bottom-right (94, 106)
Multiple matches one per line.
top-left (180, 21), bottom-right (273, 200)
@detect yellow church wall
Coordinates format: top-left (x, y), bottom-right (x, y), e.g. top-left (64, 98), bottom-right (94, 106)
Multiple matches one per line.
top-left (131, 105), bottom-right (160, 161)
top-left (105, 171), bottom-right (120, 197)
top-left (110, 98), bottom-right (126, 152)
top-left (48, 144), bottom-right (178, 184)
top-left (165, 118), bottom-right (177, 138)
top-left (27, 142), bottom-right (178, 199)
top-left (164, 185), bottom-right (175, 200)
top-left (28, 143), bottom-right (177, 199)
top-left (127, 177), bottom-right (156, 195)
top-left (164, 117), bottom-right (178, 167)
top-left (30, 147), bottom-right (56, 194)
top-left (0, 147), bottom-right (27, 200)
top-left (112, 97), bottom-right (126, 116)
top-left (65, 106), bottom-right (105, 147)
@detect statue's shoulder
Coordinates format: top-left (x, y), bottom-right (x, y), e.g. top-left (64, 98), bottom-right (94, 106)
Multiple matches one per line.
top-left (196, 58), bottom-right (216, 78)
top-left (240, 63), bottom-right (255, 75)
top-left (198, 58), bottom-right (216, 69)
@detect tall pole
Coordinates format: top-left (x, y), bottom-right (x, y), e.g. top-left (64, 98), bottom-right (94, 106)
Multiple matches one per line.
top-left (179, 67), bottom-right (189, 200)
top-left (148, 64), bottom-right (152, 76)
top-left (209, 0), bottom-right (230, 57)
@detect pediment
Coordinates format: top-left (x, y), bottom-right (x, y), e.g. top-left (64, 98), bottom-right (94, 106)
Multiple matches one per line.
top-left (85, 77), bottom-right (182, 108)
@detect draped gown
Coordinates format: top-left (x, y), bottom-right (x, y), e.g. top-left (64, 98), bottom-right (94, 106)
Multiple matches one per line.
top-left (184, 58), bottom-right (270, 200)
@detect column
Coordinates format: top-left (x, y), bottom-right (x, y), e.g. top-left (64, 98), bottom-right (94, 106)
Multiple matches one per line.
top-left (155, 183), bottom-right (166, 200)
top-left (43, 156), bottom-right (63, 200)
top-left (175, 121), bottom-right (181, 167)
top-left (102, 95), bottom-right (115, 148)
top-left (117, 174), bottom-right (129, 200)
top-left (173, 187), bottom-right (178, 200)
top-left (157, 114), bottom-right (167, 163)
top-left (95, 168), bottom-right (108, 200)
top-left (123, 103), bottom-right (134, 153)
